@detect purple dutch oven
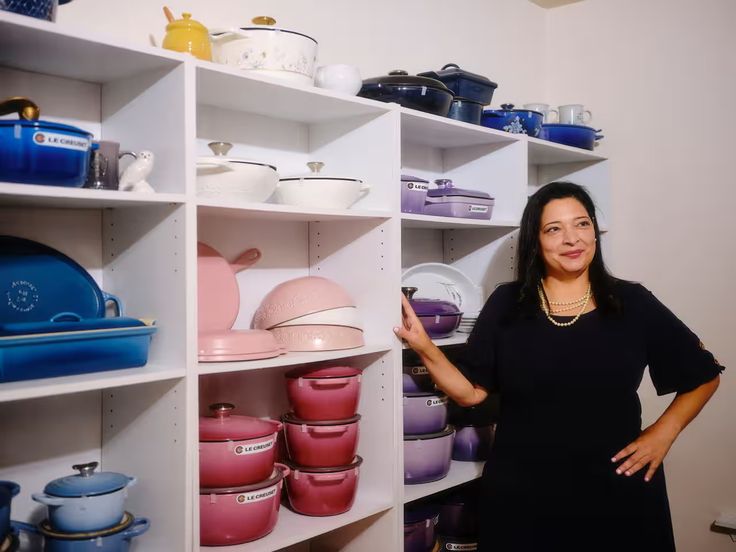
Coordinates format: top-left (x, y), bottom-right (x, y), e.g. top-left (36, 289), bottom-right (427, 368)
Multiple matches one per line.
top-left (402, 364), bottom-right (435, 393)
top-left (402, 287), bottom-right (462, 339)
top-left (437, 484), bottom-right (481, 539)
top-left (401, 174), bottom-right (429, 214)
top-left (404, 392), bottom-right (448, 435)
top-left (452, 424), bottom-right (495, 462)
top-left (404, 505), bottom-right (439, 552)
top-left (404, 426), bottom-right (455, 484)
top-left (423, 180), bottom-right (494, 220)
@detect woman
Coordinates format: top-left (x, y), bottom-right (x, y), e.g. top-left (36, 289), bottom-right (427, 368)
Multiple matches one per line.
top-left (396, 182), bottom-right (722, 552)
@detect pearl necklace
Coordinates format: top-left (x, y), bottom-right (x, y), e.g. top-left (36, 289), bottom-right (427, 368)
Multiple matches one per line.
top-left (538, 282), bottom-right (592, 327)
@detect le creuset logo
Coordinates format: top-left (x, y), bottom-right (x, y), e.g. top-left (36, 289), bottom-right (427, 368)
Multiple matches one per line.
top-left (234, 438), bottom-right (275, 455)
top-left (426, 397), bottom-right (447, 407)
top-left (411, 366), bottom-right (428, 376)
top-left (6, 280), bottom-right (39, 312)
top-left (407, 182), bottom-right (428, 192)
top-left (445, 544), bottom-right (477, 551)
top-left (32, 131), bottom-right (89, 152)
top-left (236, 486), bottom-right (278, 504)
top-left (468, 205), bottom-right (489, 213)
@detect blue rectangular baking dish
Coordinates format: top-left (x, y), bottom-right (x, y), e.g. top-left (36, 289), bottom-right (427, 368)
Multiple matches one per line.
top-left (0, 325), bottom-right (157, 383)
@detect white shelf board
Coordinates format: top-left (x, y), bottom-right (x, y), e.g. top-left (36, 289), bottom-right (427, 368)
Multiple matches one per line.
top-left (196, 63), bottom-right (393, 123)
top-left (400, 110), bottom-right (518, 149)
top-left (526, 136), bottom-right (607, 165)
top-left (202, 494), bottom-right (394, 552)
top-left (0, 183), bottom-right (186, 208)
top-left (404, 461), bottom-right (485, 503)
top-left (0, 364), bottom-right (185, 403)
top-left (403, 335), bottom-right (468, 350)
top-left (0, 10), bottom-right (184, 83)
top-left (401, 213), bottom-right (519, 230)
top-left (197, 198), bottom-right (392, 222)
top-left (199, 343), bottom-right (394, 375)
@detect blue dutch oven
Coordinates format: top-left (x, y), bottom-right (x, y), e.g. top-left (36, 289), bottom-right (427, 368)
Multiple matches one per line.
top-left (481, 103), bottom-right (543, 136)
top-left (0, 481), bottom-right (20, 543)
top-left (539, 123), bottom-right (604, 151)
top-left (12, 513), bottom-right (149, 552)
top-left (359, 70), bottom-right (454, 116)
top-left (32, 462), bottom-right (137, 534)
top-left (447, 99), bottom-right (483, 125)
top-left (418, 63), bottom-right (498, 105)
top-left (0, 0), bottom-right (73, 21)
top-left (0, 97), bottom-right (93, 187)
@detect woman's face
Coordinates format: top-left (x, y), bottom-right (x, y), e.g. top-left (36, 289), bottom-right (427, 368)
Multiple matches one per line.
top-left (538, 197), bottom-right (596, 278)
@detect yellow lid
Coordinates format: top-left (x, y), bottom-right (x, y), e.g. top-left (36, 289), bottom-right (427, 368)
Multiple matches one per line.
top-left (166, 12), bottom-right (208, 33)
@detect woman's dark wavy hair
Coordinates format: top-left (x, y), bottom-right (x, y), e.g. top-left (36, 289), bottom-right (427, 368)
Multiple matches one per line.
top-left (515, 181), bottom-right (620, 316)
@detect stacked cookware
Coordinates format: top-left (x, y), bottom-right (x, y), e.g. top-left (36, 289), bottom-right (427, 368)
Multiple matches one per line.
top-left (0, 236), bottom-right (157, 383)
top-left (404, 482), bottom-right (482, 552)
top-left (281, 365), bottom-right (363, 516)
top-left (359, 64), bottom-right (497, 125)
top-left (254, 276), bottom-right (365, 352)
top-left (11, 462), bottom-right (149, 552)
top-left (0, 481), bottom-right (19, 552)
top-left (199, 403), bottom-right (287, 546)
top-left (403, 361), bottom-right (455, 485)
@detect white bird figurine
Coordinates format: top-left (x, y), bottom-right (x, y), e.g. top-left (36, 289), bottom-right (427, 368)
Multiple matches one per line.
top-left (119, 151), bottom-right (155, 193)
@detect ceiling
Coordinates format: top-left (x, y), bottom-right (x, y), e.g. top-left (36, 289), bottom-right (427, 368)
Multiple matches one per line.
top-left (528, 0), bottom-right (585, 8)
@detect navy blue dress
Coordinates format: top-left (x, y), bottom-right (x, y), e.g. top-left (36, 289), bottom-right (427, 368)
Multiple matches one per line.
top-left (458, 281), bottom-right (723, 552)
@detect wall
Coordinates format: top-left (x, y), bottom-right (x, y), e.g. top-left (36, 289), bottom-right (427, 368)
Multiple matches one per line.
top-left (58, 0), bottom-right (547, 106)
top-left (546, 1), bottom-right (736, 550)
top-left (55, 0), bottom-right (735, 549)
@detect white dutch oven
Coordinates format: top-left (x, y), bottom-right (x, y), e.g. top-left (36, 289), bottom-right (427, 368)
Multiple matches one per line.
top-left (196, 141), bottom-right (278, 202)
top-left (277, 162), bottom-right (369, 209)
top-left (210, 16), bottom-right (318, 86)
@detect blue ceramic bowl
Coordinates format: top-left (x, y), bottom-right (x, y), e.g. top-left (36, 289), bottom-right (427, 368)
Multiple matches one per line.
top-left (538, 124), bottom-right (604, 150)
top-left (359, 83), bottom-right (453, 116)
top-left (481, 104), bottom-right (543, 137)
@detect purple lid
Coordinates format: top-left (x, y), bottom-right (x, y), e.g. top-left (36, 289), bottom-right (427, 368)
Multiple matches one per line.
top-left (409, 297), bottom-right (461, 316)
top-left (401, 174), bottom-right (429, 183)
top-left (427, 180), bottom-right (492, 200)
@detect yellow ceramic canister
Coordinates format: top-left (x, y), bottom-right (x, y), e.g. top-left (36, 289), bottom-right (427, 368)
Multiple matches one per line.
top-left (162, 12), bottom-right (212, 61)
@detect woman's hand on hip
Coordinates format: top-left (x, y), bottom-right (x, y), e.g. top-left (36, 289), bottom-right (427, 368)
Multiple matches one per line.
top-left (611, 422), bottom-right (679, 482)
top-left (394, 294), bottom-right (433, 354)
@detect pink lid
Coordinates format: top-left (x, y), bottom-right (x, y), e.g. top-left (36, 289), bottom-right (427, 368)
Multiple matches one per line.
top-left (198, 329), bottom-right (285, 361)
top-left (285, 365), bottom-right (361, 379)
top-left (197, 243), bottom-right (261, 332)
top-left (199, 403), bottom-right (283, 442)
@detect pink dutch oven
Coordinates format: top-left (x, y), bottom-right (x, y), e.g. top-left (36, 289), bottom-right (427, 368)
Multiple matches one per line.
top-left (285, 365), bottom-right (362, 420)
top-left (199, 403), bottom-right (282, 488)
top-left (200, 464), bottom-right (289, 546)
top-left (282, 413), bottom-right (360, 468)
top-left (285, 456), bottom-right (362, 516)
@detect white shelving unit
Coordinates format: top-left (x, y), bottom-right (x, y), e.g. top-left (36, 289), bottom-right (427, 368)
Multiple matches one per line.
top-left (0, 11), bottom-right (609, 552)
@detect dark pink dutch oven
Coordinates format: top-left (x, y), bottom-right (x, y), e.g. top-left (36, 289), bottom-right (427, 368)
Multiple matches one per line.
top-left (200, 464), bottom-right (289, 546)
top-left (285, 456), bottom-right (362, 516)
top-left (282, 413), bottom-right (360, 468)
top-left (199, 403), bottom-right (283, 488)
top-left (285, 365), bottom-right (362, 421)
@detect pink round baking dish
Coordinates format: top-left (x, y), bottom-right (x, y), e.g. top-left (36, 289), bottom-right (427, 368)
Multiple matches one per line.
top-left (284, 456), bottom-right (362, 517)
top-left (285, 365), bottom-right (362, 421)
top-left (253, 276), bottom-right (356, 330)
top-left (270, 325), bottom-right (364, 352)
top-left (199, 464), bottom-right (288, 546)
top-left (199, 403), bottom-right (282, 488)
top-left (282, 413), bottom-right (360, 468)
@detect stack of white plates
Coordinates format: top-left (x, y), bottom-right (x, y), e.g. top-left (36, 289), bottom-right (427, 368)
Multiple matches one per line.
top-left (457, 311), bottom-right (480, 334)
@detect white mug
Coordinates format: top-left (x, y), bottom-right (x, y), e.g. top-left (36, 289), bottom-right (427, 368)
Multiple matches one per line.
top-left (524, 103), bottom-right (558, 123)
top-left (314, 64), bottom-right (362, 96)
top-left (558, 104), bottom-right (592, 126)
